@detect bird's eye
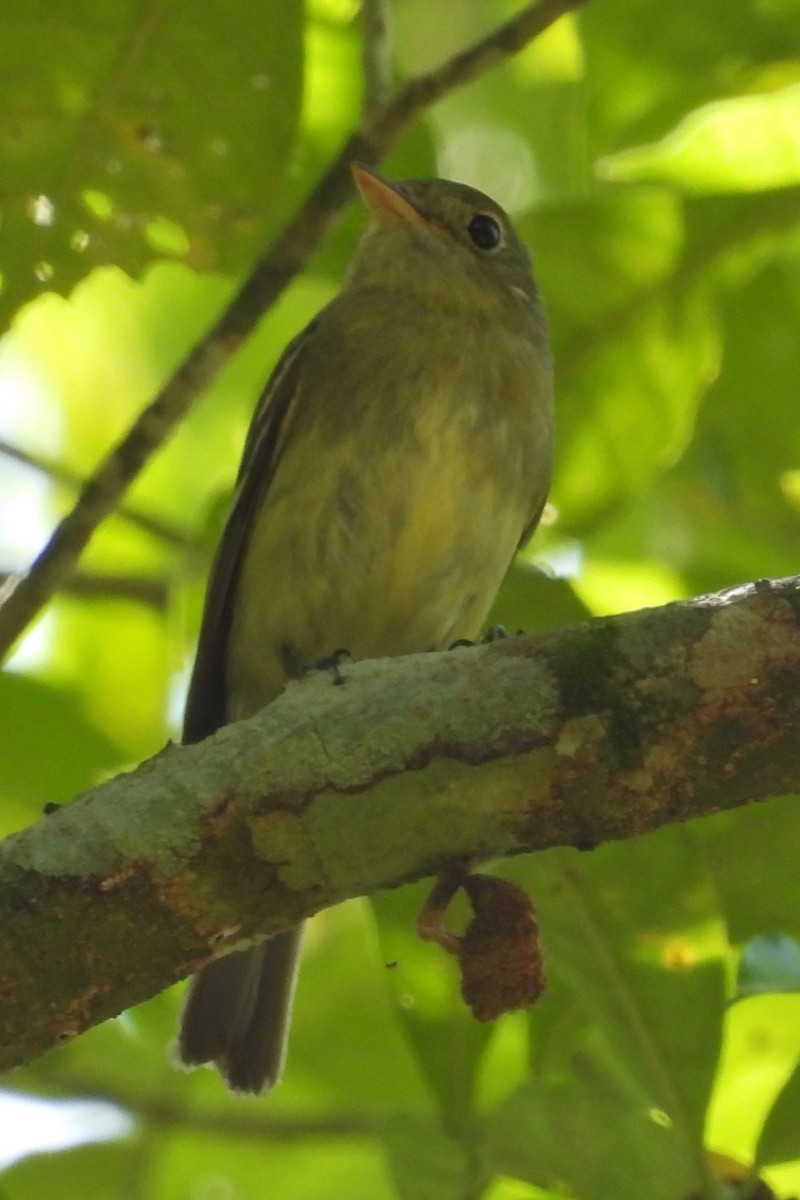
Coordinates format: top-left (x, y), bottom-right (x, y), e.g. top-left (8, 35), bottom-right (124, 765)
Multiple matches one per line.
top-left (467, 214), bottom-right (502, 250)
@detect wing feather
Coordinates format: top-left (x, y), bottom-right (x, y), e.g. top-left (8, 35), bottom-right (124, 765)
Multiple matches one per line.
top-left (182, 322), bottom-right (316, 744)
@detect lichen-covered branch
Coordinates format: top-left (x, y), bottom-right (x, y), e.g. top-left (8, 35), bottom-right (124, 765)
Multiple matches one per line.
top-left (1, 577), bottom-right (798, 1075)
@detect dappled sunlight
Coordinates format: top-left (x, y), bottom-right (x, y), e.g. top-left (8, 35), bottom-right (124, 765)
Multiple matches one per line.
top-left (0, 1090), bottom-right (130, 1171)
top-left (600, 84), bottom-right (800, 193)
top-left (574, 558), bottom-right (688, 615)
top-left (707, 995), bottom-right (800, 1168)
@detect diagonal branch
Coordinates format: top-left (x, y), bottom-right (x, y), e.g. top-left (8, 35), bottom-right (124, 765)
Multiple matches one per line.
top-left (25, 1063), bottom-right (378, 1139)
top-left (361, 0), bottom-right (393, 117)
top-left (0, 577), bottom-right (797, 1076)
top-left (0, 0), bottom-right (589, 660)
top-left (0, 567), bottom-right (168, 608)
top-left (0, 437), bottom-right (195, 553)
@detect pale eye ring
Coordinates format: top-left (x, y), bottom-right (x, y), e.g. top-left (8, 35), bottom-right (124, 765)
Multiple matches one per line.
top-left (467, 213), bottom-right (502, 250)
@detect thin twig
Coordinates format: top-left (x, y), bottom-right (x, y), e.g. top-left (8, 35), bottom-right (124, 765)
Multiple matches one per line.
top-left (0, 437), bottom-right (196, 553)
top-left (20, 1068), bottom-right (377, 1140)
top-left (0, 568), bottom-right (168, 609)
top-left (361, 0), bottom-right (392, 116)
top-left (0, 0), bottom-right (588, 660)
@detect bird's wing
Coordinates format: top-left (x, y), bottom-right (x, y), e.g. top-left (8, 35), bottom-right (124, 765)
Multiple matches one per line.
top-left (182, 320), bottom-right (318, 744)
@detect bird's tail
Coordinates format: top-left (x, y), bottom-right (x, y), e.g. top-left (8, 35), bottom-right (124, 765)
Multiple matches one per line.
top-left (176, 925), bottom-right (304, 1094)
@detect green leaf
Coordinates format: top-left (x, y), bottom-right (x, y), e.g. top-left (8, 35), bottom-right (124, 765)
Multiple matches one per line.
top-left (489, 563), bottom-right (591, 637)
top-left (284, 900), bottom-right (434, 1110)
top-left (522, 188), bottom-right (725, 534)
top-left (600, 86), bottom-right (800, 194)
top-left (707, 994), bottom-right (800, 1180)
top-left (149, 1124), bottom-right (393, 1200)
top-left (371, 881), bottom-right (495, 1125)
top-left (488, 829), bottom-right (729, 1197)
top-left (698, 799), bottom-right (800, 946)
top-left (487, 1064), bottom-right (698, 1200)
top-left (483, 1177), bottom-right (569, 1200)
top-left (0, 0), bottom-right (304, 328)
top-left (381, 1113), bottom-right (472, 1200)
top-left (530, 185), bottom-right (800, 542)
top-left (756, 1061), bottom-right (800, 1169)
top-left (0, 1142), bottom-right (133, 1200)
top-left (580, 0), bottom-right (799, 152)
top-left (524, 188), bottom-right (685, 329)
top-left (555, 284), bottom-right (721, 533)
top-left (0, 672), bottom-right (123, 834)
top-left (671, 251), bottom-right (800, 590)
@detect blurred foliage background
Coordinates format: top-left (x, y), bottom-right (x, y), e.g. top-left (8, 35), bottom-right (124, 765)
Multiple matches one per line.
top-left (1, 0), bottom-right (799, 1197)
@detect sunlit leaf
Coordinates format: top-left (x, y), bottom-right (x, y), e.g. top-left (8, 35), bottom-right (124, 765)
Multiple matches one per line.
top-left (600, 86), bottom-right (800, 194)
top-left (488, 828), bottom-right (729, 1196)
top-left (757, 1061), bottom-right (800, 1170)
top-left (706, 994), bottom-right (800, 1179)
top-left (0, 0), bottom-right (304, 328)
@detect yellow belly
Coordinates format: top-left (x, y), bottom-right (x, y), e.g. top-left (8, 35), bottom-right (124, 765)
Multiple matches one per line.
top-left (225, 287), bottom-right (553, 722)
top-left (226, 393), bottom-right (544, 720)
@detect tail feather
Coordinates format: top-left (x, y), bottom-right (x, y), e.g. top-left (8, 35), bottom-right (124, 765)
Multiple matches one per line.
top-left (177, 925), bottom-right (304, 1094)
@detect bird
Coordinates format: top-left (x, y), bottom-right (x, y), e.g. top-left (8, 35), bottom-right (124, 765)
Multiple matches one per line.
top-left (176, 162), bottom-right (554, 1094)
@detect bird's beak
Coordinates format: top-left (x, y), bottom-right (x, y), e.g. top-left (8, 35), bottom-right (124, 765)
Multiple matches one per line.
top-left (351, 163), bottom-right (427, 228)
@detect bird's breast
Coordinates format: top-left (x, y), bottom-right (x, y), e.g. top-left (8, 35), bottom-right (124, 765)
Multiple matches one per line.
top-left (226, 312), bottom-right (552, 721)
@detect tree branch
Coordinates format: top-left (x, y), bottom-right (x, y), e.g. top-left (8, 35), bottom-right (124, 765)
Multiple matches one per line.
top-left (361, 0), bottom-right (393, 117)
top-left (0, 568), bottom-right (168, 608)
top-left (0, 437), bottom-right (195, 554)
top-left (1, 577), bottom-right (798, 1076)
top-left (0, 0), bottom-right (589, 660)
top-left (22, 1064), bottom-right (377, 1139)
